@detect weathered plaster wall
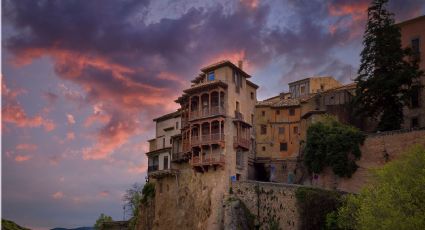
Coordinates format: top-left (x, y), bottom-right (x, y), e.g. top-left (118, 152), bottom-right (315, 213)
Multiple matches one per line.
top-left (304, 129), bottom-right (425, 193)
top-left (231, 181), bottom-right (300, 230)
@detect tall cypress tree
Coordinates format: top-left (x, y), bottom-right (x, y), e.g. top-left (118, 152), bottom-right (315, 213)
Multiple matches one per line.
top-left (354, 0), bottom-right (423, 131)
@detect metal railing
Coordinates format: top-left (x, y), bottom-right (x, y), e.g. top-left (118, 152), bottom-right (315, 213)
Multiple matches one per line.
top-left (148, 165), bottom-right (159, 172)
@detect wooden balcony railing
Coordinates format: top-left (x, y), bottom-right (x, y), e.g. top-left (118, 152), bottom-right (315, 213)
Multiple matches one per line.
top-left (191, 154), bottom-right (225, 166)
top-left (182, 140), bottom-right (191, 152)
top-left (172, 151), bottom-right (187, 162)
top-left (235, 111), bottom-right (244, 121)
top-left (189, 106), bottom-right (225, 120)
top-left (233, 136), bottom-right (250, 150)
top-left (190, 133), bottom-right (224, 146)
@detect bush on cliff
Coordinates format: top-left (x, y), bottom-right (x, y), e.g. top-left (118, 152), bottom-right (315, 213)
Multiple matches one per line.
top-left (336, 145), bottom-right (425, 230)
top-left (296, 187), bottom-right (343, 230)
top-left (124, 183), bottom-right (155, 230)
top-left (304, 116), bottom-right (365, 178)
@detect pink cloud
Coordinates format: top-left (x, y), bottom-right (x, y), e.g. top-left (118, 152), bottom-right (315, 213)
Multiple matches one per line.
top-left (16, 143), bottom-right (38, 152)
top-left (66, 114), bottom-right (76, 125)
top-left (2, 80), bottom-right (56, 132)
top-left (52, 191), bottom-right (64, 200)
top-left (15, 155), bottom-right (32, 162)
top-left (66, 132), bottom-right (75, 140)
top-left (128, 162), bottom-right (148, 174)
top-left (98, 191), bottom-right (110, 198)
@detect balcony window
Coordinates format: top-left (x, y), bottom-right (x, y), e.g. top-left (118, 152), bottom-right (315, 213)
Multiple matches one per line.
top-left (208, 72), bottom-right (215, 81)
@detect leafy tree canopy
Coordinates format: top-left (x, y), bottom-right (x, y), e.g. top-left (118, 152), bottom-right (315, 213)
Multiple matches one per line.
top-left (354, 0), bottom-right (423, 131)
top-left (304, 116), bottom-right (365, 177)
top-left (336, 145), bottom-right (425, 230)
top-left (94, 213), bottom-right (113, 230)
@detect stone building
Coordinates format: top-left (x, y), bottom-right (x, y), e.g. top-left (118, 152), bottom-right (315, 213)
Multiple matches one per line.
top-left (253, 76), bottom-right (344, 183)
top-left (398, 15), bottom-right (425, 129)
top-left (143, 60), bottom-right (258, 229)
top-left (146, 110), bottom-right (181, 179)
top-left (288, 76), bottom-right (341, 98)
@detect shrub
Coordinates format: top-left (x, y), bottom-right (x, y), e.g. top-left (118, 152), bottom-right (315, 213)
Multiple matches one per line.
top-left (304, 116), bottom-right (365, 177)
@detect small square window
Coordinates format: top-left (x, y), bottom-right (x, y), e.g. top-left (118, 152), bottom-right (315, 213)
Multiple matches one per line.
top-left (279, 127), bottom-right (285, 134)
top-left (262, 146), bottom-right (266, 151)
top-left (208, 72), bottom-right (215, 81)
top-left (289, 108), bottom-right (295, 116)
top-left (261, 125), bottom-right (267, 134)
top-left (280, 143), bottom-right (288, 151)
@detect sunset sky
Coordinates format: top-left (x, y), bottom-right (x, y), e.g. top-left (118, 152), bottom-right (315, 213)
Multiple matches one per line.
top-left (2, 0), bottom-right (425, 228)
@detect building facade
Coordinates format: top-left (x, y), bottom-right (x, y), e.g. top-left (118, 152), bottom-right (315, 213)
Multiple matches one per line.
top-left (288, 76), bottom-right (341, 99)
top-left (146, 110), bottom-right (181, 179)
top-left (399, 15), bottom-right (425, 129)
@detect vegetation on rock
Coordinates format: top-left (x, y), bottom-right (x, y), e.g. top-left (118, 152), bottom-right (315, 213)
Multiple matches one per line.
top-left (353, 0), bottom-right (423, 131)
top-left (123, 182), bottom-right (155, 229)
top-left (94, 213), bottom-right (113, 230)
top-left (304, 116), bottom-right (365, 177)
top-left (295, 187), bottom-right (343, 230)
top-left (335, 145), bottom-right (425, 230)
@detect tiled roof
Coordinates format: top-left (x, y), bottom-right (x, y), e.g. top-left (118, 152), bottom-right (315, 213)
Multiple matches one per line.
top-left (256, 98), bottom-right (300, 107)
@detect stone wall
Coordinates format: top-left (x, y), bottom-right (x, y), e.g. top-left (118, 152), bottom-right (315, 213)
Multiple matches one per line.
top-left (304, 129), bottom-right (425, 193)
top-left (231, 181), bottom-right (301, 230)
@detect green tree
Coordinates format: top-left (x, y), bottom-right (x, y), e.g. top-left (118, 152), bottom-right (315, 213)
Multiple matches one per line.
top-left (354, 0), bottom-right (423, 131)
top-left (94, 213), bottom-right (113, 230)
top-left (304, 116), bottom-right (365, 177)
top-left (336, 145), bottom-right (425, 230)
top-left (123, 182), bottom-right (155, 229)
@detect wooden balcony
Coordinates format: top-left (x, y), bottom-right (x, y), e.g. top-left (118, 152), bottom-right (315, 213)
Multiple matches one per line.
top-left (233, 136), bottom-right (251, 150)
top-left (234, 111), bottom-right (244, 121)
top-left (172, 151), bottom-right (189, 163)
top-left (191, 154), bottom-right (225, 168)
top-left (191, 133), bottom-right (225, 146)
top-left (189, 106), bottom-right (225, 120)
top-left (182, 140), bottom-right (191, 152)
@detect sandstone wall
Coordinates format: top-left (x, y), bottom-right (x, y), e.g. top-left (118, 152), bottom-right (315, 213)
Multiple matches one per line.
top-left (304, 129), bottom-right (425, 193)
top-left (231, 181), bottom-right (300, 230)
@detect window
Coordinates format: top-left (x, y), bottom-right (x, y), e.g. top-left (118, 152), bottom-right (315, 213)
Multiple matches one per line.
top-left (320, 84), bottom-right (324, 91)
top-left (262, 146), bottom-right (266, 151)
top-left (289, 108), bottom-right (295, 116)
top-left (261, 125), bottom-right (267, 134)
top-left (163, 138), bottom-right (165, 148)
top-left (236, 151), bottom-right (243, 168)
top-left (251, 92), bottom-right (254, 100)
top-left (280, 142), bottom-right (288, 151)
top-left (411, 38), bottom-right (420, 54)
top-left (300, 86), bottom-right (305, 94)
top-left (276, 110), bottom-right (280, 115)
top-left (236, 101), bottom-right (240, 112)
top-left (163, 156), bottom-right (169, 169)
top-left (251, 114), bottom-right (254, 125)
top-left (208, 72), bottom-right (215, 81)
top-left (176, 121), bottom-right (179, 129)
top-left (411, 86), bottom-right (420, 108)
top-left (170, 139), bottom-right (172, 144)
top-left (412, 117), bottom-right (419, 128)
top-left (236, 173), bottom-right (241, 181)
top-left (279, 127), bottom-right (285, 134)
top-left (262, 111), bottom-right (266, 116)
top-left (293, 126), bottom-right (298, 134)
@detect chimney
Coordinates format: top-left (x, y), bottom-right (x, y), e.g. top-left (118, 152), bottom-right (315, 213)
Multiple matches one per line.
top-left (238, 60), bottom-right (243, 70)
